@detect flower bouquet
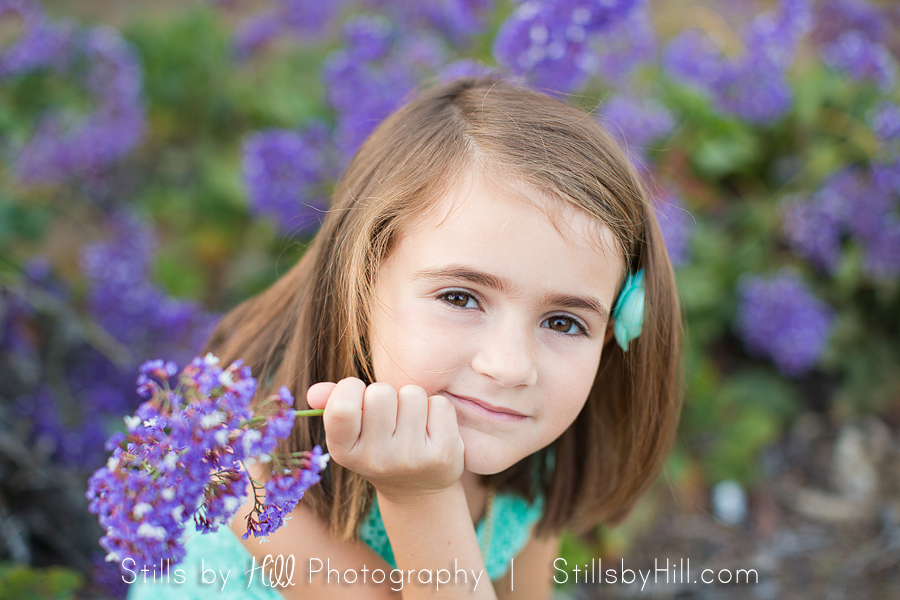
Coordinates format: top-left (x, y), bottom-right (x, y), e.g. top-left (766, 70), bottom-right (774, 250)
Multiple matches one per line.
top-left (85, 354), bottom-right (327, 572)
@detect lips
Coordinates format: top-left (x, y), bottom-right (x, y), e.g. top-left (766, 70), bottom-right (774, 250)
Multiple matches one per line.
top-left (443, 392), bottom-right (528, 421)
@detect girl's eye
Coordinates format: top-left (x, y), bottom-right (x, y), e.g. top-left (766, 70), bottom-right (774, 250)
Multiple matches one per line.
top-left (440, 290), bottom-right (479, 309)
top-left (543, 316), bottom-right (587, 337)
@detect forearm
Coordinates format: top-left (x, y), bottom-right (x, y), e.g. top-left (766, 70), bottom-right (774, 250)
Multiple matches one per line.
top-left (377, 481), bottom-right (497, 599)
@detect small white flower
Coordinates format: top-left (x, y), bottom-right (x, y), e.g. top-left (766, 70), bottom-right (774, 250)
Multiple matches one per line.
top-left (107, 456), bottom-right (120, 471)
top-left (171, 505), bottom-right (185, 522)
top-left (241, 429), bottom-right (262, 455)
top-left (133, 503), bottom-right (153, 518)
top-left (136, 522), bottom-right (167, 541)
top-left (572, 7), bottom-right (590, 25)
top-left (218, 370), bottom-right (234, 387)
top-left (201, 411), bottom-right (226, 429)
top-left (529, 25), bottom-right (548, 45)
top-left (215, 430), bottom-right (228, 445)
top-left (161, 488), bottom-right (175, 501)
top-left (223, 496), bottom-right (242, 513)
top-left (124, 415), bottom-right (141, 430)
top-left (161, 452), bottom-right (178, 471)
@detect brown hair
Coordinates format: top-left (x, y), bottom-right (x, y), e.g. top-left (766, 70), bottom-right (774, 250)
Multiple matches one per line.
top-left (206, 76), bottom-right (683, 538)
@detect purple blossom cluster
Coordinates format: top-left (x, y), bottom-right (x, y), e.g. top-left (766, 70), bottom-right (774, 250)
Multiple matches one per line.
top-left (323, 15), bottom-right (434, 160)
top-left (79, 212), bottom-right (217, 365)
top-left (871, 101), bottom-right (900, 144)
top-left (590, 0), bottom-right (656, 85)
top-left (0, 0), bottom-right (72, 77)
top-left (233, 0), bottom-right (347, 59)
top-left (6, 4), bottom-right (146, 184)
top-left (783, 160), bottom-right (900, 280)
top-left (492, 0), bottom-right (640, 93)
top-left (242, 123), bottom-right (333, 235)
top-left (86, 355), bottom-right (328, 570)
top-left (600, 93), bottom-right (675, 167)
top-left (1, 261), bottom-right (137, 470)
top-left (819, 31), bottom-right (897, 91)
top-left (736, 271), bottom-right (835, 377)
top-left (664, 0), bottom-right (811, 123)
top-left (812, 0), bottom-right (897, 91)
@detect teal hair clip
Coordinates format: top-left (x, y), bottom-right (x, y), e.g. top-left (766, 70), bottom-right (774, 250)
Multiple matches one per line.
top-left (612, 269), bottom-right (645, 352)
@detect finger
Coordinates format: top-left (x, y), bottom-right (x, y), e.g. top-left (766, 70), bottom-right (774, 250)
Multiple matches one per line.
top-left (394, 385), bottom-right (428, 444)
top-left (306, 381), bottom-right (337, 410)
top-left (360, 382), bottom-right (399, 444)
top-left (321, 377), bottom-right (366, 456)
top-left (425, 394), bottom-right (459, 447)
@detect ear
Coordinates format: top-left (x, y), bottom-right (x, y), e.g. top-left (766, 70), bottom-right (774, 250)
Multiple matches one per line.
top-left (604, 318), bottom-right (615, 346)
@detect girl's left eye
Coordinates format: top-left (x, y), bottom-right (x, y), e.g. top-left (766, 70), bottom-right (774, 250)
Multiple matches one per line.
top-left (544, 316), bottom-right (587, 337)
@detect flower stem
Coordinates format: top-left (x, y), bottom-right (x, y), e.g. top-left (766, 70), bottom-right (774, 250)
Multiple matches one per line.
top-left (295, 409), bottom-right (324, 417)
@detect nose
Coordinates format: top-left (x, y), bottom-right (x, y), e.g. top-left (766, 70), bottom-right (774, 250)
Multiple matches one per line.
top-left (470, 316), bottom-right (538, 388)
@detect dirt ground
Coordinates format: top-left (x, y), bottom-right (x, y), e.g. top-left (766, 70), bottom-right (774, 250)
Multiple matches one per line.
top-left (554, 413), bottom-right (900, 600)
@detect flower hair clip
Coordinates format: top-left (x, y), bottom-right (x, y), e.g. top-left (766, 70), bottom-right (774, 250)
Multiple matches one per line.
top-left (612, 269), bottom-right (645, 352)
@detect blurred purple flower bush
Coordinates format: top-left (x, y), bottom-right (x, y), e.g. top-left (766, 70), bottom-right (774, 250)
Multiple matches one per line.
top-left (1, 0), bottom-right (900, 595)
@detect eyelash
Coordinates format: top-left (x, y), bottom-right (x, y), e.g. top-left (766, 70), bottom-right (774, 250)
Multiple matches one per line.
top-left (437, 290), bottom-right (590, 338)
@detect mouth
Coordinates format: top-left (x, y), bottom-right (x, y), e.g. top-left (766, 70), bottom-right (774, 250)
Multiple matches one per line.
top-left (442, 392), bottom-right (529, 422)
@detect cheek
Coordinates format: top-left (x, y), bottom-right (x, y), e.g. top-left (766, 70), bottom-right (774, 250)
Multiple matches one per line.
top-left (370, 303), bottom-right (468, 386)
top-left (541, 354), bottom-right (599, 422)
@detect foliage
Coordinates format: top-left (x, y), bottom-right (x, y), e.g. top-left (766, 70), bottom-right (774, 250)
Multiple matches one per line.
top-left (1, 0), bottom-right (899, 595)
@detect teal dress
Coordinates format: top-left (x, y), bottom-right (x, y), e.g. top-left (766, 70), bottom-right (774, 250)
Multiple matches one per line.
top-left (127, 491), bottom-right (543, 599)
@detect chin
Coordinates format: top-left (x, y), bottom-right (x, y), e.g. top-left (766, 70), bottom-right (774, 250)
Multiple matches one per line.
top-left (459, 432), bottom-right (518, 475)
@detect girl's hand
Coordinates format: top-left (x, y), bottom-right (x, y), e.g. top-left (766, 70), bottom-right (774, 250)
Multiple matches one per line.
top-left (307, 378), bottom-right (466, 502)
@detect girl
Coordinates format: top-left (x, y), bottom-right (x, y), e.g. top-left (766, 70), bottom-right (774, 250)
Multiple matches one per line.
top-left (127, 76), bottom-right (682, 600)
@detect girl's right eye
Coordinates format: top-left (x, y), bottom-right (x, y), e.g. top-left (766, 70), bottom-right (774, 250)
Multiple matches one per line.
top-left (439, 290), bottom-right (479, 309)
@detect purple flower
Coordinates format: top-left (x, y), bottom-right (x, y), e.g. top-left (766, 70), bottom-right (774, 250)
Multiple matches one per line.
top-left (850, 160), bottom-right (900, 279)
top-left (79, 212), bottom-right (217, 366)
top-left (736, 271), bottom-right (835, 377)
top-left (783, 163), bottom-right (900, 279)
top-left (664, 0), bottom-right (811, 123)
top-left (493, 0), bottom-right (640, 94)
top-left (782, 169), bottom-right (856, 273)
top-left (0, 0), bottom-right (72, 77)
top-left (87, 356), bottom-right (324, 570)
top-left (14, 24), bottom-right (146, 183)
top-left (242, 124), bottom-right (332, 235)
top-left (417, 0), bottom-right (494, 44)
top-left (812, 0), bottom-right (889, 48)
top-left (819, 30), bottom-right (897, 91)
top-left (323, 31), bottom-right (417, 160)
top-left (233, 11), bottom-right (283, 60)
top-left (871, 101), bottom-right (900, 142)
top-left (279, 0), bottom-right (344, 38)
top-left (244, 445), bottom-right (329, 540)
top-left (600, 94), bottom-right (675, 164)
top-left (438, 59), bottom-right (498, 82)
top-left (343, 14), bottom-right (393, 62)
top-left (590, 0), bottom-right (657, 85)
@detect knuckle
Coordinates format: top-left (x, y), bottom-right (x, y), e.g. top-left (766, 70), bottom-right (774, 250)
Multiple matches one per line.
top-left (365, 382), bottom-right (396, 402)
top-left (398, 384), bottom-right (427, 401)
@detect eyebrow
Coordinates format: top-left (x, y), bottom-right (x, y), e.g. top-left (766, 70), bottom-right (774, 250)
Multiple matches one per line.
top-left (411, 265), bottom-right (611, 324)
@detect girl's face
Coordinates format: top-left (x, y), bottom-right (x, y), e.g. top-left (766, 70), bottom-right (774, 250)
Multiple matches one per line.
top-left (368, 173), bottom-right (625, 475)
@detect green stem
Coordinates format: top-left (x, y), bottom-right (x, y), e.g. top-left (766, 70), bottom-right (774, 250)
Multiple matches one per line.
top-left (295, 409), bottom-right (324, 417)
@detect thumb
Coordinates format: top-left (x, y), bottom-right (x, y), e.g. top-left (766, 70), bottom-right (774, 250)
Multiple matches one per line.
top-left (306, 381), bottom-right (337, 410)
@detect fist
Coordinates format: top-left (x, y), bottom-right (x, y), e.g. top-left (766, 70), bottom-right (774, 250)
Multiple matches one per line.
top-left (307, 378), bottom-right (465, 499)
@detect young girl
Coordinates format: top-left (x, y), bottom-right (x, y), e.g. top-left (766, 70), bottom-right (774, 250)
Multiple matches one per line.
top-left (127, 76), bottom-right (682, 600)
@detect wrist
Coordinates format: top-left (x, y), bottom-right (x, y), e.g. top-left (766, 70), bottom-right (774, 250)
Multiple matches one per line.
top-left (375, 478), bottom-right (466, 511)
